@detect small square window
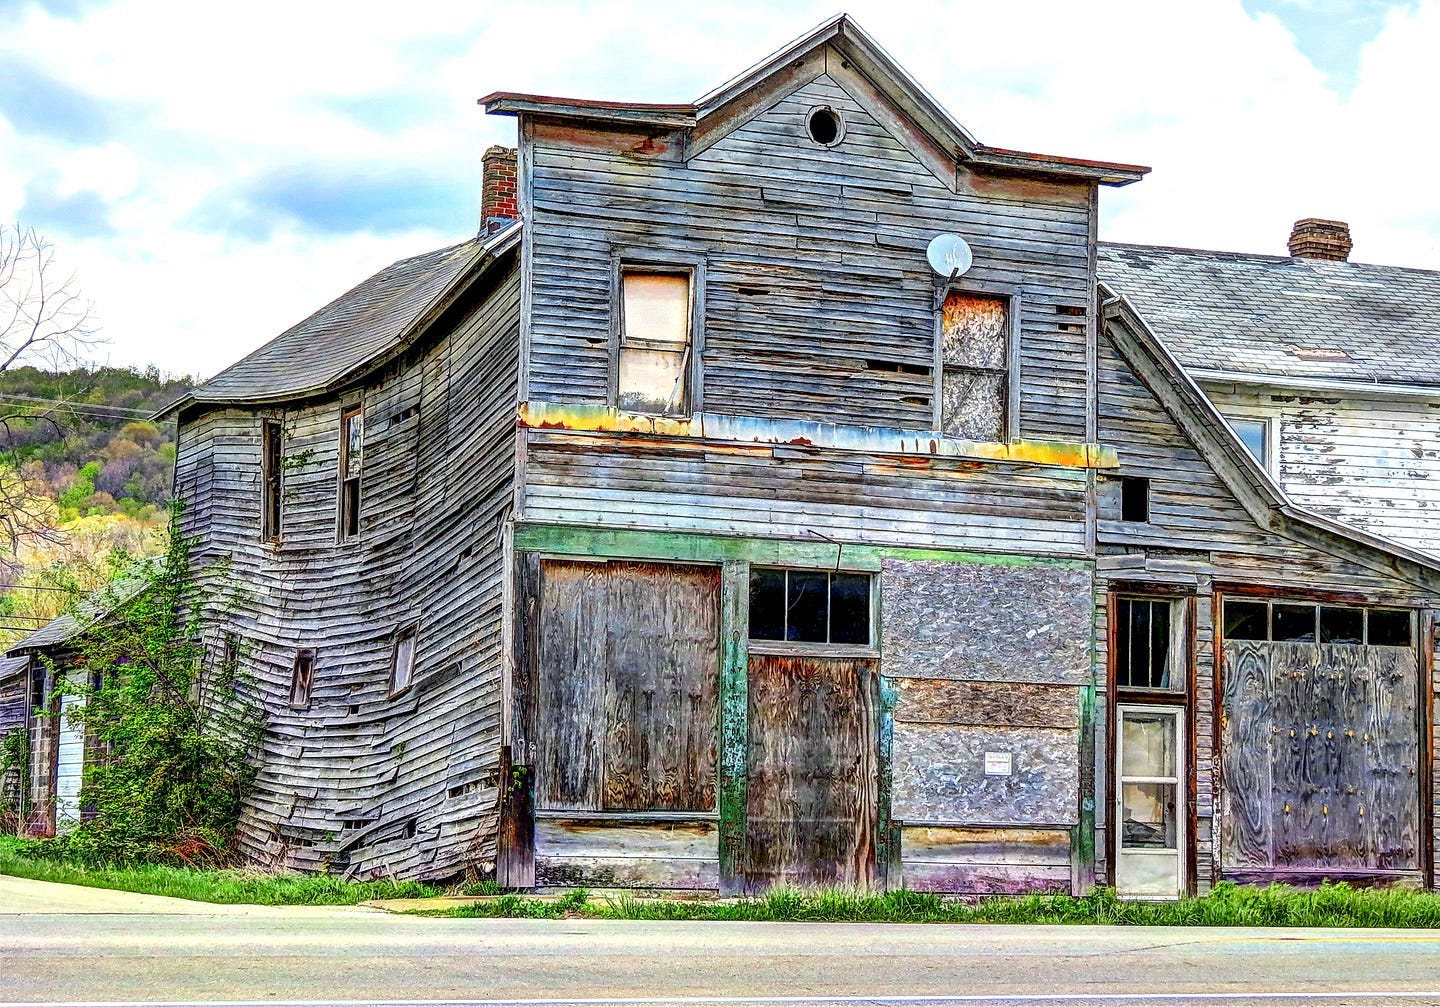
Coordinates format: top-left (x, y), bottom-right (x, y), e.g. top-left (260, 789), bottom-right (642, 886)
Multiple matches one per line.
top-left (1121, 477), bottom-right (1150, 522)
top-left (289, 649), bottom-right (315, 709)
top-left (390, 625), bottom-right (417, 695)
top-left (1228, 416), bottom-right (1273, 470)
top-left (1273, 603), bottom-right (1317, 642)
top-left (1319, 606), bottom-right (1363, 644)
top-left (748, 568), bottom-right (872, 647)
top-left (618, 271), bottom-right (691, 415)
top-left (1114, 596), bottom-right (1183, 691)
top-left (1368, 608), bottom-right (1413, 647)
top-left (1223, 600), bottom-right (1268, 641)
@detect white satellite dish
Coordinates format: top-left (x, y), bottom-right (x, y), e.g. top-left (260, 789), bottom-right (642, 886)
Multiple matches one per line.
top-left (926, 233), bottom-right (974, 278)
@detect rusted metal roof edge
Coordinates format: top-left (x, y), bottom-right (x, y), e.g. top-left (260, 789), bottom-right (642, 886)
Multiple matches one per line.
top-left (519, 400), bottom-right (1118, 470)
top-left (157, 224), bottom-right (521, 420)
top-left (1100, 284), bottom-right (1440, 588)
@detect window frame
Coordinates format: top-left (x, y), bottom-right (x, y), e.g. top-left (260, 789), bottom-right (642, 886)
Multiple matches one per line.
top-left (389, 622), bottom-right (419, 697)
top-left (1225, 414), bottom-right (1279, 477)
top-left (289, 649), bottom-right (316, 710)
top-left (1111, 593), bottom-right (1190, 698)
top-left (337, 402), bottom-right (363, 543)
top-left (746, 565), bottom-right (879, 657)
top-left (261, 418), bottom-right (283, 544)
top-left (1220, 595), bottom-right (1416, 648)
top-left (609, 251), bottom-right (706, 417)
top-left (932, 282), bottom-right (1023, 443)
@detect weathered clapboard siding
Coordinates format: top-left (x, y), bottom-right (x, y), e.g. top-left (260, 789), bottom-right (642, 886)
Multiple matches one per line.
top-left (900, 826), bottom-right (1072, 893)
top-left (174, 260), bottom-right (521, 880)
top-left (1205, 385), bottom-right (1440, 559)
top-left (524, 57), bottom-right (1096, 444)
top-left (521, 431), bottom-right (1091, 558)
top-left (1096, 322), bottom-right (1438, 891)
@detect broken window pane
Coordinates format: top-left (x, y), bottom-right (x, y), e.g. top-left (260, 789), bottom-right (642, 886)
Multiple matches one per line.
top-left (1115, 597), bottom-right (1176, 690)
top-left (619, 271), bottom-right (690, 415)
top-left (289, 650), bottom-right (314, 709)
top-left (391, 627), bottom-right (416, 695)
top-left (939, 293), bottom-right (1008, 442)
top-left (262, 419), bottom-right (283, 542)
top-left (786, 571), bottom-right (829, 643)
top-left (1121, 781), bottom-right (1178, 850)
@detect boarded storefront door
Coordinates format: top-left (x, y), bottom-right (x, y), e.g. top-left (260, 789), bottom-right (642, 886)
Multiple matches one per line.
top-left (531, 560), bottom-right (721, 888)
top-left (1219, 600), bottom-right (1422, 881)
top-left (745, 654), bottom-right (879, 890)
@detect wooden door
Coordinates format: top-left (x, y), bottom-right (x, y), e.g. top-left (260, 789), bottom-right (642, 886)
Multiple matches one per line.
top-left (744, 654), bottom-right (878, 890)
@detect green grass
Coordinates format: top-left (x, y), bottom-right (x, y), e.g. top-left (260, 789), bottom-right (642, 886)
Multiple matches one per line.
top-left (431, 882), bottom-right (1440, 928)
top-left (0, 835), bottom-right (443, 906)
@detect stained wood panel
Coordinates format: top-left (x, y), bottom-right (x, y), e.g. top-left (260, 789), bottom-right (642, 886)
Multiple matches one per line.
top-left (533, 818), bottom-right (720, 890)
top-left (745, 654), bottom-right (878, 889)
top-left (1220, 640), bottom-right (1421, 875)
top-left (533, 560), bottom-right (720, 814)
top-left (900, 825), bottom-right (1071, 894)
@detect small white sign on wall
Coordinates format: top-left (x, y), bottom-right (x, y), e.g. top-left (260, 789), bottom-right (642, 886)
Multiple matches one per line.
top-left (984, 751), bottom-right (1013, 777)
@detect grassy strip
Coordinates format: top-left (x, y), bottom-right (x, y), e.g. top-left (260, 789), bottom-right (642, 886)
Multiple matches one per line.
top-left (0, 835), bottom-right (443, 906)
top-left (433, 882), bottom-right (1440, 928)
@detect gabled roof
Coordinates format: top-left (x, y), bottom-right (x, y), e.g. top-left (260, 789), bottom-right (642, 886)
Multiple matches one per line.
top-left (1099, 242), bottom-right (1440, 393)
top-left (162, 223), bottom-right (520, 416)
top-left (4, 559), bottom-right (159, 657)
top-left (1100, 284), bottom-right (1440, 594)
top-left (482, 14), bottom-right (1148, 187)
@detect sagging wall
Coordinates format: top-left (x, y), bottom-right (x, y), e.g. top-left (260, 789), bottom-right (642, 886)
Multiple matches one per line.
top-left (504, 524), bottom-right (1097, 894)
top-left (174, 261), bottom-right (522, 880)
top-left (1097, 322), bottom-right (1439, 892)
top-left (882, 558), bottom-right (1092, 892)
top-left (524, 54), bottom-right (1099, 445)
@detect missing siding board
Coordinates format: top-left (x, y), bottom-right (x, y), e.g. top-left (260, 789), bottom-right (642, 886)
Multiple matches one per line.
top-left (940, 293), bottom-right (1008, 441)
top-left (865, 359), bottom-right (932, 377)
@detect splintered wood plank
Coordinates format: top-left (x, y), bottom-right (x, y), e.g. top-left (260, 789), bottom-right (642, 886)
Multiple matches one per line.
top-left (534, 561), bottom-right (608, 810)
top-left (603, 562), bottom-right (721, 812)
top-left (745, 654), bottom-right (878, 890)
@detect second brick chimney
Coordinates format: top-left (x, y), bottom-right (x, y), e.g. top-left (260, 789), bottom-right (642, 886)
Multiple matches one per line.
top-left (481, 145), bottom-right (518, 235)
top-left (1288, 218), bottom-right (1352, 261)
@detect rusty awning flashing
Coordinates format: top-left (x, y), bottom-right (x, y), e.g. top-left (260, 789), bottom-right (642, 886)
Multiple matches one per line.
top-left (518, 401), bottom-right (1118, 469)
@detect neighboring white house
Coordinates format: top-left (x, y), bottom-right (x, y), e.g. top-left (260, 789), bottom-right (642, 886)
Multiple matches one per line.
top-left (1100, 219), bottom-right (1440, 560)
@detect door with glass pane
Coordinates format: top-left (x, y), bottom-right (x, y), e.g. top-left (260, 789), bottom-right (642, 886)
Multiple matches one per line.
top-left (1115, 705), bottom-right (1185, 898)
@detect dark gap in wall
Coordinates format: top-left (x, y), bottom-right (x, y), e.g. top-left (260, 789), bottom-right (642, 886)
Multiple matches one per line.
top-left (864, 359), bottom-right (932, 377)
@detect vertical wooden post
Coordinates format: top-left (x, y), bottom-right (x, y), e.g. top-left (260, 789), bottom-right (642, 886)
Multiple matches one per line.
top-left (718, 560), bottom-right (749, 895)
top-left (498, 552), bottom-right (539, 889)
top-left (1073, 677), bottom-right (1097, 895)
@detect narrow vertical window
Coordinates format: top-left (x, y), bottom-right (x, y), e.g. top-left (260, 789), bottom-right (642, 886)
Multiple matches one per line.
top-left (339, 405), bottom-right (363, 541)
top-left (390, 624), bottom-right (417, 696)
top-left (1114, 596), bottom-right (1183, 692)
top-left (618, 270), bottom-right (691, 415)
top-left (261, 419), bottom-right (283, 542)
top-left (939, 292), bottom-right (1009, 441)
top-left (1121, 476), bottom-right (1150, 522)
top-left (289, 649), bottom-right (315, 709)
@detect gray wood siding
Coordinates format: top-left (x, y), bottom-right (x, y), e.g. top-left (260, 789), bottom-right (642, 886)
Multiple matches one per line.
top-left (525, 60), bottom-right (1096, 442)
top-left (520, 430), bottom-right (1090, 558)
top-left (174, 263), bottom-right (521, 881)
top-left (1205, 385), bottom-right (1440, 559)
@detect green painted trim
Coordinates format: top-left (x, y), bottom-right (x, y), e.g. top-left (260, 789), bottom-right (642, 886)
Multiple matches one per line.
top-left (717, 560), bottom-right (750, 895)
top-left (513, 523), bottom-right (1092, 571)
top-left (1074, 583), bottom-right (1101, 894)
top-left (876, 673), bottom-right (900, 889)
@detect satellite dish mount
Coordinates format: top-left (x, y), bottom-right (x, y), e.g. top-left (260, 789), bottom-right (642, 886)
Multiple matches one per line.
top-left (926, 233), bottom-right (974, 282)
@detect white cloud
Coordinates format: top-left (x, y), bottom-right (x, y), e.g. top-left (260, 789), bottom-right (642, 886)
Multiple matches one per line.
top-left (0, 0), bottom-right (1436, 380)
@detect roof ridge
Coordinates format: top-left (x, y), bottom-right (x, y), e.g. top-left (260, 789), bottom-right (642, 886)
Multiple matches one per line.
top-left (1099, 240), bottom-right (1440, 277)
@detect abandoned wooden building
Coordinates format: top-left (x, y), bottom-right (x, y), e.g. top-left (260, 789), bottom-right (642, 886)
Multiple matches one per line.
top-left (161, 15), bottom-right (1440, 896)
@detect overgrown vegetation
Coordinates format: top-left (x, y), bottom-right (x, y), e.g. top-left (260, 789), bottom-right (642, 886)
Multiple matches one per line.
top-left (0, 726), bottom-right (28, 829)
top-left (432, 882), bottom-right (1440, 929)
top-left (0, 836), bottom-right (439, 905)
top-left (23, 507), bottom-right (261, 867)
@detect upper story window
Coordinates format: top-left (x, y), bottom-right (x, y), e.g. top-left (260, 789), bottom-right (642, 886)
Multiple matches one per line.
top-left (339, 405), bottom-right (363, 541)
top-left (939, 291), bottom-right (1010, 442)
top-left (617, 270), bottom-right (691, 415)
top-left (1227, 416), bottom-right (1275, 473)
top-left (261, 419), bottom-right (283, 543)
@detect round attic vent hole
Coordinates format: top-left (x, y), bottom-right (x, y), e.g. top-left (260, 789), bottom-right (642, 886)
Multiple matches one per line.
top-left (807, 107), bottom-right (843, 146)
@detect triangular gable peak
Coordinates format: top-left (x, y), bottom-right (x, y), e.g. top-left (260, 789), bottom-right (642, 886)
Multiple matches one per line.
top-left (481, 14), bottom-right (1147, 190)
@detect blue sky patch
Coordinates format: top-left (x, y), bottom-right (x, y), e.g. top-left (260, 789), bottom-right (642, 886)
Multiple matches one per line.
top-left (0, 60), bottom-right (113, 144)
top-left (1242, 0), bottom-right (1414, 93)
top-left (20, 177), bottom-right (115, 238)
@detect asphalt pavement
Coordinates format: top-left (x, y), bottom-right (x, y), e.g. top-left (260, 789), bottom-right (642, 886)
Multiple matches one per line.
top-left (2, 875), bottom-right (1439, 1007)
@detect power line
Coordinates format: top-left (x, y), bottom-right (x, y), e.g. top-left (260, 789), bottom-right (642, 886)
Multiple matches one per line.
top-left (0, 392), bottom-right (161, 420)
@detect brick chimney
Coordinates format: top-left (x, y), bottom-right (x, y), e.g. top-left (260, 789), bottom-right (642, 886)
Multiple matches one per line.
top-left (1288, 218), bottom-right (1352, 261)
top-left (481, 145), bottom-right (518, 235)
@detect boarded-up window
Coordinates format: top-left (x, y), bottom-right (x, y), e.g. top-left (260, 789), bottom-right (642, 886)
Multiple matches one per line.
top-left (261, 419), bottom-right (282, 542)
top-left (940, 292), bottom-right (1009, 441)
top-left (339, 406), bottom-right (362, 541)
top-left (534, 561), bottom-right (719, 812)
top-left (618, 271), bottom-right (691, 415)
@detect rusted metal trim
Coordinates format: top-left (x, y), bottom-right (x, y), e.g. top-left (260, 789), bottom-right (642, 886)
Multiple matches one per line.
top-left (518, 401), bottom-right (1118, 469)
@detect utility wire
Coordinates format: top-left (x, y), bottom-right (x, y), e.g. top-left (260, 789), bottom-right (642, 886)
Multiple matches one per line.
top-left (0, 392), bottom-right (161, 420)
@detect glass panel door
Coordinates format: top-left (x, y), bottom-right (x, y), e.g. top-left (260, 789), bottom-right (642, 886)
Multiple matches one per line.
top-left (1115, 705), bottom-right (1185, 898)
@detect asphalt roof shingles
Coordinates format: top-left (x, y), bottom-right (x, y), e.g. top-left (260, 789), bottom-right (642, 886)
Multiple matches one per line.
top-left (1098, 243), bottom-right (1440, 388)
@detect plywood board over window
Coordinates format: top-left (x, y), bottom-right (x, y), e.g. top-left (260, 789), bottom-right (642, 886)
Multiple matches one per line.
top-left (617, 272), bottom-right (692, 416)
top-left (938, 292), bottom-right (1016, 443)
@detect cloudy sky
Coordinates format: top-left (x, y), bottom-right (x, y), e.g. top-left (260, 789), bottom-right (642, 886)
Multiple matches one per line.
top-left (0, 0), bottom-right (1434, 380)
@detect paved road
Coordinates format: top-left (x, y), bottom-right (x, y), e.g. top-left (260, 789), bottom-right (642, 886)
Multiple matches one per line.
top-left (3, 876), bottom-right (1440, 1007)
